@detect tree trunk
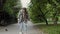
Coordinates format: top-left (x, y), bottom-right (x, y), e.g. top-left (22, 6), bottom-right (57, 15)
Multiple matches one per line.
top-left (39, 8), bottom-right (48, 25)
top-left (42, 14), bottom-right (48, 25)
top-left (45, 19), bottom-right (48, 25)
top-left (54, 17), bottom-right (58, 25)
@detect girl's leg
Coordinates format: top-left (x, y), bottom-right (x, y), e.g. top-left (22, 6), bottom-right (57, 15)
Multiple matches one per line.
top-left (19, 22), bottom-right (24, 34)
top-left (24, 20), bottom-right (27, 34)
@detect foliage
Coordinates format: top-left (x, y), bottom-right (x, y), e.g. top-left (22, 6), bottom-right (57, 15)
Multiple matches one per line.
top-left (3, 0), bottom-right (21, 16)
top-left (28, 0), bottom-right (60, 24)
top-left (28, 0), bottom-right (48, 24)
top-left (0, 0), bottom-right (21, 26)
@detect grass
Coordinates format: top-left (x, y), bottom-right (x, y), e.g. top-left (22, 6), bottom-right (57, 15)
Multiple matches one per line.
top-left (36, 24), bottom-right (60, 34)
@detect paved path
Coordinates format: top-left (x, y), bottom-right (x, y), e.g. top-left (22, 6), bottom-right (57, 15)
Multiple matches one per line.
top-left (0, 21), bottom-right (44, 34)
top-left (25, 21), bottom-right (44, 34)
top-left (0, 24), bottom-right (18, 34)
top-left (0, 24), bottom-right (19, 34)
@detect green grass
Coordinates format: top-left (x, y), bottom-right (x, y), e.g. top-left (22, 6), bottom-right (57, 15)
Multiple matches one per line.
top-left (37, 24), bottom-right (60, 34)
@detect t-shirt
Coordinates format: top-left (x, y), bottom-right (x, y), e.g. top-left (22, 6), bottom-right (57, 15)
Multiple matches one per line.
top-left (18, 9), bottom-right (23, 23)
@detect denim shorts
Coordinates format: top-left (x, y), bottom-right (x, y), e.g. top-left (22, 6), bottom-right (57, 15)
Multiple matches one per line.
top-left (19, 22), bottom-right (27, 32)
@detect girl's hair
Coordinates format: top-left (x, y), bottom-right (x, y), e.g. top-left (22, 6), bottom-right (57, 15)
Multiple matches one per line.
top-left (22, 8), bottom-right (29, 20)
top-left (22, 8), bottom-right (28, 14)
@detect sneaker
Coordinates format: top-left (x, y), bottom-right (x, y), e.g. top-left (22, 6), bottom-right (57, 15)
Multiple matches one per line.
top-left (19, 32), bottom-right (22, 34)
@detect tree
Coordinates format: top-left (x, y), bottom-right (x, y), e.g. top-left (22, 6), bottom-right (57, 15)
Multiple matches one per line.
top-left (48, 0), bottom-right (60, 25)
top-left (29, 0), bottom-right (49, 25)
top-left (0, 0), bottom-right (21, 26)
top-left (29, 0), bottom-right (60, 25)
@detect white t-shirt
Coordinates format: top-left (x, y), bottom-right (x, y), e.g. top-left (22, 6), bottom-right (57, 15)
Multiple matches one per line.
top-left (18, 9), bottom-right (23, 23)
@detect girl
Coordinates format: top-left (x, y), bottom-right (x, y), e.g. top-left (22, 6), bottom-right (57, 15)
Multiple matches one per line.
top-left (18, 8), bottom-right (29, 34)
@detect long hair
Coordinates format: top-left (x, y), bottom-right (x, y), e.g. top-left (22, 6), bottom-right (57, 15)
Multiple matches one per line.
top-left (22, 8), bottom-right (29, 20)
top-left (23, 8), bottom-right (28, 14)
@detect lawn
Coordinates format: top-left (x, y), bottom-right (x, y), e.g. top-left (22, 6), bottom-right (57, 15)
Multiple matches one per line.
top-left (37, 24), bottom-right (60, 34)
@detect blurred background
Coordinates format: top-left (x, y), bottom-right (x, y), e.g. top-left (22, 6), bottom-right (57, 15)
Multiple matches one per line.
top-left (0, 0), bottom-right (60, 34)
